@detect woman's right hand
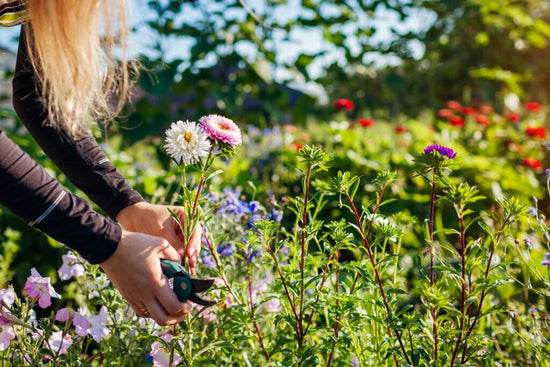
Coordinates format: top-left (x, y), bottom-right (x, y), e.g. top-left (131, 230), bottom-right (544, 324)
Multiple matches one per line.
top-left (99, 230), bottom-right (191, 326)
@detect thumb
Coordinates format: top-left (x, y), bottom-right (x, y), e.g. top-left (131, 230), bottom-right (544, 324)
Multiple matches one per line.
top-left (165, 231), bottom-right (185, 256)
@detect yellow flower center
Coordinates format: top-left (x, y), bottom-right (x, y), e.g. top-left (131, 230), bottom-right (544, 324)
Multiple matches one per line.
top-left (184, 131), bottom-right (194, 142)
top-left (177, 131), bottom-right (194, 145)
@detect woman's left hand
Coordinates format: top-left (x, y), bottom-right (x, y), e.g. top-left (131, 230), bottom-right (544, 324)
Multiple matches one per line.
top-left (115, 202), bottom-right (201, 275)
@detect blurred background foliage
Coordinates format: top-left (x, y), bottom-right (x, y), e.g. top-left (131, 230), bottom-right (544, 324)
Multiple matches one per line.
top-left (117, 0), bottom-right (550, 143)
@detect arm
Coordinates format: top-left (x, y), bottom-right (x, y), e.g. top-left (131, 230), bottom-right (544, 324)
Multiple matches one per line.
top-left (13, 25), bottom-right (201, 272)
top-left (12, 25), bottom-right (144, 220)
top-left (0, 131), bottom-right (119, 264)
top-left (0, 131), bottom-right (189, 325)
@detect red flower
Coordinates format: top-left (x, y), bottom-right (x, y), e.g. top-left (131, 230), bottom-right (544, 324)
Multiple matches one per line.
top-left (479, 105), bottom-right (494, 114)
top-left (445, 100), bottom-right (462, 111)
top-left (505, 112), bottom-right (520, 123)
top-left (394, 125), bottom-right (407, 133)
top-left (526, 102), bottom-right (541, 112)
top-left (334, 98), bottom-right (354, 111)
top-left (525, 126), bottom-right (546, 139)
top-left (522, 157), bottom-right (542, 170)
top-left (475, 114), bottom-right (490, 126)
top-left (288, 142), bottom-right (303, 151)
top-left (461, 106), bottom-right (477, 115)
top-left (449, 115), bottom-right (465, 127)
top-left (437, 108), bottom-right (453, 118)
top-left (357, 118), bottom-right (374, 127)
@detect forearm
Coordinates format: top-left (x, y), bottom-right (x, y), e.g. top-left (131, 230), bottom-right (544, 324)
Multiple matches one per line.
top-left (0, 131), bottom-right (120, 264)
top-left (12, 25), bottom-right (144, 219)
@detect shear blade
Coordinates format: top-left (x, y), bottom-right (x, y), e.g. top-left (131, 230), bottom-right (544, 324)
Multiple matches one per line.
top-left (190, 278), bottom-right (215, 293)
top-left (187, 292), bottom-right (217, 307)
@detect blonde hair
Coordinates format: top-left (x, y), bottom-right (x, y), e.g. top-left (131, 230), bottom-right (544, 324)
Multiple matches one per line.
top-left (25, 0), bottom-right (133, 136)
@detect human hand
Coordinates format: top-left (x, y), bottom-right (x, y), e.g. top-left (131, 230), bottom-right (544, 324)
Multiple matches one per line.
top-left (115, 202), bottom-right (201, 275)
top-left (99, 230), bottom-right (192, 325)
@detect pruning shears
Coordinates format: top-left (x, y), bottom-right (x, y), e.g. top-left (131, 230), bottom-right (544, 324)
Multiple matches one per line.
top-left (160, 259), bottom-right (216, 306)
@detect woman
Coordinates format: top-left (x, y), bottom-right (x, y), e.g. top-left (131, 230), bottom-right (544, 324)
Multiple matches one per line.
top-left (0, 0), bottom-right (199, 326)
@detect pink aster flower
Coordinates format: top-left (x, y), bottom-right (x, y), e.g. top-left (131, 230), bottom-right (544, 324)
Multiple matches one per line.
top-left (199, 114), bottom-right (242, 148)
top-left (24, 268), bottom-right (61, 309)
top-left (57, 252), bottom-right (85, 281)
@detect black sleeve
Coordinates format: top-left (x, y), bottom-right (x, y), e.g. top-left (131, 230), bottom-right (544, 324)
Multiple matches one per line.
top-left (12, 25), bottom-right (144, 220)
top-left (0, 131), bottom-right (120, 264)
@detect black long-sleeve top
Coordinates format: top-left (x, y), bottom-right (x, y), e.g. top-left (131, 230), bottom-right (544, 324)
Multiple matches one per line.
top-left (0, 26), bottom-right (144, 264)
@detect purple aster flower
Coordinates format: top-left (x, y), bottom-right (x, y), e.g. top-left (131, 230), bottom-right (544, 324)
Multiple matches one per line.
top-left (424, 144), bottom-right (457, 159)
top-left (541, 260), bottom-right (550, 267)
top-left (529, 307), bottom-right (539, 314)
top-left (24, 268), bottom-right (61, 309)
top-left (200, 114), bottom-right (242, 148)
top-left (58, 252), bottom-right (85, 281)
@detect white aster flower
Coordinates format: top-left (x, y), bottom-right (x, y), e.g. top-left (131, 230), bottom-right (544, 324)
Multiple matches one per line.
top-left (164, 120), bottom-right (211, 166)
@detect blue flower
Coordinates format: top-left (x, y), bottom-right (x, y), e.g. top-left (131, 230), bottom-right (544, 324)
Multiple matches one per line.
top-left (201, 251), bottom-right (216, 268)
top-left (269, 208), bottom-right (283, 223)
top-left (424, 144), bottom-right (457, 159)
top-left (217, 243), bottom-right (235, 256)
top-left (247, 246), bottom-right (260, 262)
top-left (247, 214), bottom-right (262, 229)
top-left (249, 201), bottom-right (260, 213)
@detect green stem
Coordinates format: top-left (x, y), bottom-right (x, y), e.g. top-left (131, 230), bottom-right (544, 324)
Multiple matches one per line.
top-left (346, 192), bottom-right (409, 365)
top-left (246, 251), bottom-right (270, 361)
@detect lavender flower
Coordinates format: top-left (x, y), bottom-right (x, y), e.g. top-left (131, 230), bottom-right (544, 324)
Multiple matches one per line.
top-left (424, 144), bottom-right (457, 159)
top-left (24, 268), bottom-right (61, 309)
top-left (57, 252), bottom-right (85, 281)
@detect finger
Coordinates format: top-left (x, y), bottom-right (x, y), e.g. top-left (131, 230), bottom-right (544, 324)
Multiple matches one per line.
top-left (158, 240), bottom-right (182, 263)
top-left (146, 298), bottom-right (186, 326)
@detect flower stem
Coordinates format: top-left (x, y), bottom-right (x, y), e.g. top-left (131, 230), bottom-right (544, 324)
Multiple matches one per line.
top-left (246, 252), bottom-right (270, 361)
top-left (345, 192), bottom-right (409, 365)
top-left (450, 212), bottom-right (467, 367)
top-left (349, 181), bottom-right (387, 294)
top-left (459, 216), bottom-right (511, 364)
top-left (428, 169), bottom-right (439, 362)
top-left (201, 229), bottom-right (241, 305)
top-left (298, 164), bottom-right (313, 350)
